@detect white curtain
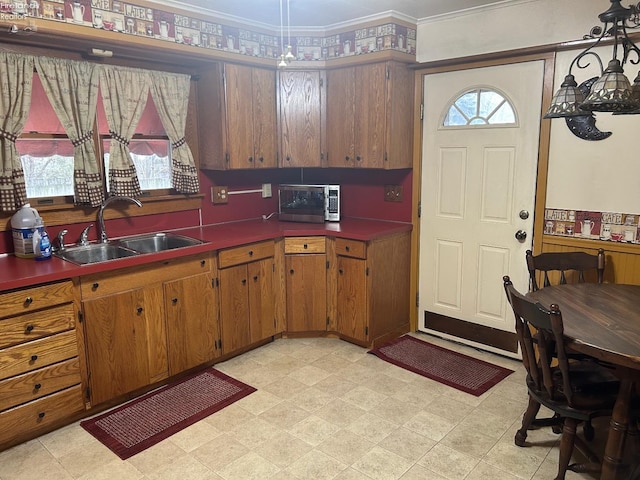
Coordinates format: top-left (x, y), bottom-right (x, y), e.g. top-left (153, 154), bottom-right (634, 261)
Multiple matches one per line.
top-left (150, 72), bottom-right (199, 193)
top-left (100, 65), bottom-right (149, 197)
top-left (34, 57), bottom-right (104, 206)
top-left (0, 53), bottom-right (33, 212)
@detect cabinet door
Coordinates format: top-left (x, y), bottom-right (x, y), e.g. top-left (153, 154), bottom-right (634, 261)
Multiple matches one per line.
top-left (164, 273), bottom-right (218, 375)
top-left (286, 254), bottom-right (327, 332)
top-left (279, 70), bottom-right (322, 167)
top-left (355, 63), bottom-right (387, 168)
top-left (248, 258), bottom-right (276, 343)
top-left (326, 67), bottom-right (356, 167)
top-left (83, 288), bottom-right (151, 405)
top-left (219, 264), bottom-right (251, 354)
top-left (336, 256), bottom-right (368, 342)
top-left (252, 67), bottom-right (278, 168)
top-left (224, 64), bottom-right (255, 168)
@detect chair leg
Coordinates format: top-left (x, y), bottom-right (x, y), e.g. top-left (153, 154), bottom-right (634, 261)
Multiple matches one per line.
top-left (515, 396), bottom-right (541, 447)
top-left (555, 417), bottom-right (578, 480)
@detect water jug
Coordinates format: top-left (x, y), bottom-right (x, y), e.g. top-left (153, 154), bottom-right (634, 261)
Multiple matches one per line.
top-left (11, 204), bottom-right (39, 258)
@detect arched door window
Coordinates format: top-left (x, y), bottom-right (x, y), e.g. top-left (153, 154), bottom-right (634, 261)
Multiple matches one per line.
top-left (442, 88), bottom-right (517, 128)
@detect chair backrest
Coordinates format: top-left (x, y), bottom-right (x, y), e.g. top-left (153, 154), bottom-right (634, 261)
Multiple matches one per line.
top-left (503, 275), bottom-right (574, 405)
top-left (526, 249), bottom-right (605, 291)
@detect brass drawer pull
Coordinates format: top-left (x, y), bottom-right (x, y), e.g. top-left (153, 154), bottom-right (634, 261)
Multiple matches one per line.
top-left (172, 298), bottom-right (178, 305)
top-left (34, 383), bottom-right (42, 390)
top-left (92, 283), bottom-right (99, 291)
top-left (24, 297), bottom-right (33, 306)
top-left (38, 412), bottom-right (45, 419)
top-left (25, 324), bottom-right (34, 333)
top-left (136, 307), bottom-right (143, 314)
top-left (30, 355), bottom-right (38, 362)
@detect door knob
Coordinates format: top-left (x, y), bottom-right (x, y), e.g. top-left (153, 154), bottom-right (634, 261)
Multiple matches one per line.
top-left (519, 210), bottom-right (529, 220)
top-left (515, 230), bottom-right (527, 242)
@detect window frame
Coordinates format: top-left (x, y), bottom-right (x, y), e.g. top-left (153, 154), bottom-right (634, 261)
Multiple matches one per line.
top-left (440, 86), bottom-right (518, 130)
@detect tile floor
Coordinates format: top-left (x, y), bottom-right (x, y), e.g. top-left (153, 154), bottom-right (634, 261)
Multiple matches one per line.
top-left (0, 333), bottom-right (609, 480)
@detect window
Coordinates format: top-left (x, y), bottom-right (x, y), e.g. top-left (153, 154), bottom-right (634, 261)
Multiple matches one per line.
top-left (17, 72), bottom-right (173, 202)
top-left (97, 92), bottom-right (172, 193)
top-left (443, 88), bottom-right (516, 127)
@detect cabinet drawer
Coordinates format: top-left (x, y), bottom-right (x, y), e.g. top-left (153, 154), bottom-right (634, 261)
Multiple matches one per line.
top-left (0, 330), bottom-right (78, 381)
top-left (0, 304), bottom-right (75, 349)
top-left (219, 241), bottom-right (274, 268)
top-left (80, 253), bottom-right (211, 299)
top-left (0, 358), bottom-right (81, 412)
top-left (0, 384), bottom-right (84, 447)
top-left (335, 238), bottom-right (367, 259)
top-left (284, 237), bottom-right (326, 254)
top-left (0, 281), bottom-right (73, 319)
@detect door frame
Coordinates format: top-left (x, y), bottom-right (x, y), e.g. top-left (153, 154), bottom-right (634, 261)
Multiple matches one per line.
top-left (409, 51), bottom-right (556, 332)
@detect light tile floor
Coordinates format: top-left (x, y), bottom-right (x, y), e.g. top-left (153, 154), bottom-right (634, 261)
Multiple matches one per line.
top-left (0, 333), bottom-right (611, 480)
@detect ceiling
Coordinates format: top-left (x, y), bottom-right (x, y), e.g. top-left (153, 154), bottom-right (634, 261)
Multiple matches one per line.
top-left (173, 0), bottom-right (511, 28)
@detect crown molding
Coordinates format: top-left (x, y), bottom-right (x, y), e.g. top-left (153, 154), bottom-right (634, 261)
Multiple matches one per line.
top-left (417, 0), bottom-right (534, 25)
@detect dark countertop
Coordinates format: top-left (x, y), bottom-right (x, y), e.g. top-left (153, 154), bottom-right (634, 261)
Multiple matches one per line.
top-left (0, 217), bottom-right (412, 292)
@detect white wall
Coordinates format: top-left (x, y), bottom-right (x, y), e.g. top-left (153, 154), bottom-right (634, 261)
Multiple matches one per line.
top-left (417, 0), bottom-right (640, 214)
top-left (416, 0), bottom-right (603, 63)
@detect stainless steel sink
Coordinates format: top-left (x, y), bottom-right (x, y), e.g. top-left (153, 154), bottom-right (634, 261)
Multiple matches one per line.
top-left (55, 243), bottom-right (139, 265)
top-left (114, 232), bottom-right (204, 254)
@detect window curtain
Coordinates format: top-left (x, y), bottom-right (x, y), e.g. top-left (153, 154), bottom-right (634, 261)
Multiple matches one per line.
top-left (149, 72), bottom-right (199, 193)
top-left (0, 53), bottom-right (33, 212)
top-left (99, 65), bottom-right (149, 197)
top-left (34, 57), bottom-right (104, 207)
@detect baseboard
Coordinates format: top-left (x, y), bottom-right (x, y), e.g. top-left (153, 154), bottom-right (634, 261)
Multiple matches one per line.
top-left (423, 311), bottom-right (518, 353)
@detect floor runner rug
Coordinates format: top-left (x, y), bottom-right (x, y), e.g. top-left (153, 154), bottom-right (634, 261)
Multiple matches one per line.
top-left (81, 368), bottom-right (256, 459)
top-left (369, 335), bottom-right (513, 396)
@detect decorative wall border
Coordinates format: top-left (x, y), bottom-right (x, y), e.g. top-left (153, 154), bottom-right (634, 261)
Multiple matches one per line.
top-left (544, 208), bottom-right (639, 244)
top-left (0, 0), bottom-right (417, 61)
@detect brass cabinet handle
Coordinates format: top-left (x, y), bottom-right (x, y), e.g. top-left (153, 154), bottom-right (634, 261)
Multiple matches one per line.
top-left (24, 297), bottom-right (33, 306)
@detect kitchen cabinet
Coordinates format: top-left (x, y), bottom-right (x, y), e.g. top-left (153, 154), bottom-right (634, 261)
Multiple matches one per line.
top-left (284, 237), bottom-right (327, 333)
top-left (0, 280), bottom-right (85, 449)
top-left (326, 61), bottom-right (413, 169)
top-left (164, 259), bottom-right (219, 376)
top-left (334, 232), bottom-right (411, 346)
top-left (80, 254), bottom-right (219, 406)
top-left (278, 70), bottom-right (324, 167)
top-left (218, 241), bottom-right (277, 354)
top-left (198, 63), bottom-right (277, 170)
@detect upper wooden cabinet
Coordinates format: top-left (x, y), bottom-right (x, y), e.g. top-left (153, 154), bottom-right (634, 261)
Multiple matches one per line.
top-left (198, 63), bottom-right (277, 170)
top-left (278, 70), bottom-right (324, 167)
top-left (326, 61), bottom-right (413, 169)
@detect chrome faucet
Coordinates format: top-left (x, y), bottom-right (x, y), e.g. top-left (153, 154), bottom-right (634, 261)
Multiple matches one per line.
top-left (98, 196), bottom-right (143, 243)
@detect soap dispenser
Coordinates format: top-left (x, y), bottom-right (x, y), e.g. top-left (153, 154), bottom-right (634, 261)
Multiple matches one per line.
top-left (33, 217), bottom-right (52, 261)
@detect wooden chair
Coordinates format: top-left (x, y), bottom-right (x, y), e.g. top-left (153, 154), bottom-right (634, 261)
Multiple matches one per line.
top-left (503, 276), bottom-right (620, 480)
top-left (526, 249), bottom-right (605, 292)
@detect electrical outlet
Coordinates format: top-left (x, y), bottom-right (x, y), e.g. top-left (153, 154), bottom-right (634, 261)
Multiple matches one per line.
top-left (262, 183), bottom-right (272, 198)
top-left (212, 186), bottom-right (228, 204)
top-left (384, 185), bottom-right (403, 202)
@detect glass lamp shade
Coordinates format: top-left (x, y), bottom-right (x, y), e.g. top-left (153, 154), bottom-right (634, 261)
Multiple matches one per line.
top-left (613, 71), bottom-right (640, 115)
top-left (580, 59), bottom-right (640, 112)
top-left (278, 54), bottom-right (288, 68)
top-left (543, 74), bottom-right (587, 118)
top-left (285, 45), bottom-right (295, 62)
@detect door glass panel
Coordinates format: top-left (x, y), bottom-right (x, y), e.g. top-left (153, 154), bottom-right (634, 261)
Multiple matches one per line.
top-left (443, 88), bottom-right (516, 127)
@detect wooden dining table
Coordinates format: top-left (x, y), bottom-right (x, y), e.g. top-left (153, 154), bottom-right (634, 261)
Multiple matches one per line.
top-left (528, 283), bottom-right (640, 480)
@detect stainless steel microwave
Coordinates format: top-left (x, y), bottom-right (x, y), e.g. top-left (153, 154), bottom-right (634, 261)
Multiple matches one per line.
top-left (278, 184), bottom-right (340, 223)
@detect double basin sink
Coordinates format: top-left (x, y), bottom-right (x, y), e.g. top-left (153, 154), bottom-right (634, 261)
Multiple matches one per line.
top-left (55, 233), bottom-right (205, 265)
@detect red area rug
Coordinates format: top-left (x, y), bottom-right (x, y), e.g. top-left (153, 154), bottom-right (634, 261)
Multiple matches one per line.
top-left (81, 368), bottom-right (255, 459)
top-left (369, 335), bottom-right (513, 396)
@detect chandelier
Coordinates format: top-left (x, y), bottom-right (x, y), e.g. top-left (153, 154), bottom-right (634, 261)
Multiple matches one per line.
top-left (544, 0), bottom-right (640, 118)
top-left (278, 0), bottom-right (295, 68)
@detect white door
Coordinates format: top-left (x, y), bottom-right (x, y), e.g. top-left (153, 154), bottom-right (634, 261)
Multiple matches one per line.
top-left (418, 61), bottom-right (544, 356)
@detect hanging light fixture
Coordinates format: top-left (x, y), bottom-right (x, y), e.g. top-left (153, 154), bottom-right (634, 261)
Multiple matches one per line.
top-left (544, 0), bottom-right (640, 118)
top-left (278, 0), bottom-right (294, 68)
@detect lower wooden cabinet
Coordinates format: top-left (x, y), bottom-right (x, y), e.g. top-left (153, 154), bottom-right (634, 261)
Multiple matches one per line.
top-left (80, 254), bottom-right (219, 406)
top-left (0, 280), bottom-right (85, 449)
top-left (334, 232), bottom-right (411, 346)
top-left (285, 237), bottom-right (327, 333)
top-left (218, 241), bottom-right (277, 354)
